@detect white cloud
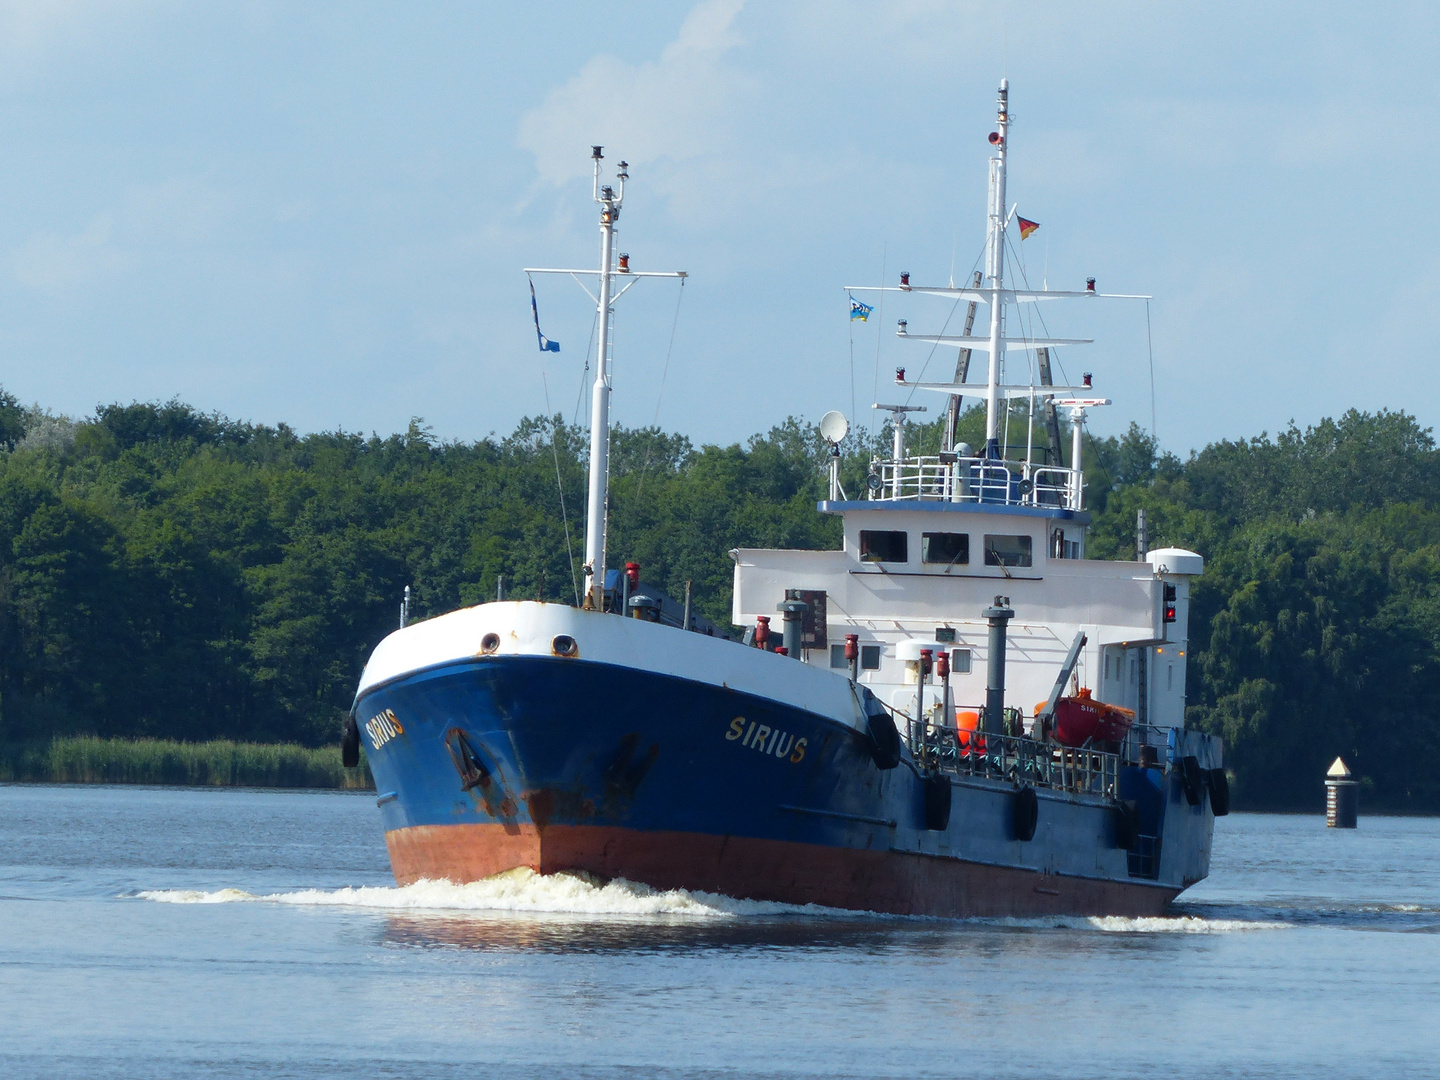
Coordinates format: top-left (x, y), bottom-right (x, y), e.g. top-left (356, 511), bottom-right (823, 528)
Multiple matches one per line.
top-left (8, 176), bottom-right (235, 296)
top-left (10, 215), bottom-right (130, 292)
top-left (517, 0), bottom-right (752, 190)
top-left (0, 0), bottom-right (166, 70)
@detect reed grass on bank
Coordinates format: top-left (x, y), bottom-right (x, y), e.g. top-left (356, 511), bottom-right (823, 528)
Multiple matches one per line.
top-left (0, 736), bottom-right (374, 789)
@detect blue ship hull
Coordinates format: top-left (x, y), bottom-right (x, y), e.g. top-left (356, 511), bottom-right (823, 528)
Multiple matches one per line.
top-left (357, 652), bottom-right (1213, 917)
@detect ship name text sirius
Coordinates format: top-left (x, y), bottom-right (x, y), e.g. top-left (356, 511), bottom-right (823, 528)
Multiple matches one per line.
top-left (343, 82), bottom-right (1226, 918)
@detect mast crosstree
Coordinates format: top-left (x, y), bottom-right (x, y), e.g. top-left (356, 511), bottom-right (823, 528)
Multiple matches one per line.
top-left (525, 147), bottom-right (686, 611)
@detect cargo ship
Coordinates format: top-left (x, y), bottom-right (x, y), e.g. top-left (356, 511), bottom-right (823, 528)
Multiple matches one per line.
top-left (344, 81), bottom-right (1227, 917)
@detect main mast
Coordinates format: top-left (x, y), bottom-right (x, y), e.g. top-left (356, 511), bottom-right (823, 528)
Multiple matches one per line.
top-left (584, 147), bottom-right (623, 611)
top-left (983, 78), bottom-right (1010, 458)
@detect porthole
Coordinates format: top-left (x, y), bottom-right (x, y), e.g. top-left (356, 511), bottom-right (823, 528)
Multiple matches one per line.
top-left (552, 634), bottom-right (578, 657)
top-left (480, 633), bottom-right (500, 654)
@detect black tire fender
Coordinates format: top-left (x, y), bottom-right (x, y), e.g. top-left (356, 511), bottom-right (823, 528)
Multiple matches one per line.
top-left (859, 688), bottom-right (902, 770)
top-left (1206, 768), bottom-right (1231, 816)
top-left (1181, 755), bottom-right (1204, 806)
top-left (341, 712), bottom-right (361, 768)
top-left (923, 774), bottom-right (952, 831)
top-left (1114, 799), bottom-right (1140, 849)
top-left (1012, 786), bottom-right (1038, 842)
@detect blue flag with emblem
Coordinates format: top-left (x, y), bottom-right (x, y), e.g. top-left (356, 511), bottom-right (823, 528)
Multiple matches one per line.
top-left (529, 275), bottom-right (560, 352)
top-left (850, 295), bottom-right (873, 322)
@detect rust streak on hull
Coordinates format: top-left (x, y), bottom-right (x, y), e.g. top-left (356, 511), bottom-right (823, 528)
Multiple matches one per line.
top-left (384, 823), bottom-right (1179, 918)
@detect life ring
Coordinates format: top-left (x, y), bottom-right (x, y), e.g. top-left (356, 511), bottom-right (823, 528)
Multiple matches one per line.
top-left (1206, 768), bottom-right (1230, 816)
top-left (1012, 786), bottom-right (1038, 842)
top-left (923, 773), bottom-right (952, 831)
top-left (1181, 755), bottom-right (1204, 806)
top-left (341, 712), bottom-right (360, 768)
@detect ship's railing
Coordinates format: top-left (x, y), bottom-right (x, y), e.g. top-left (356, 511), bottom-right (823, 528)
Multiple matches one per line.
top-left (1123, 723), bottom-right (1175, 766)
top-left (867, 454), bottom-right (1083, 510)
top-left (908, 717), bottom-right (1120, 800)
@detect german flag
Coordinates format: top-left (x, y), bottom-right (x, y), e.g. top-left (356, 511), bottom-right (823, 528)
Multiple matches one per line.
top-left (1017, 216), bottom-right (1040, 240)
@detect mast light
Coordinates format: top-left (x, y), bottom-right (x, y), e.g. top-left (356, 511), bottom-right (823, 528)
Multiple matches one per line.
top-left (900, 271), bottom-right (911, 287)
top-left (1086, 277), bottom-right (1096, 293)
top-left (1083, 372), bottom-right (1093, 388)
top-left (895, 367), bottom-right (906, 383)
top-left (618, 253), bottom-right (630, 272)
top-left (592, 146), bottom-right (603, 159)
top-left (897, 319), bottom-right (908, 335)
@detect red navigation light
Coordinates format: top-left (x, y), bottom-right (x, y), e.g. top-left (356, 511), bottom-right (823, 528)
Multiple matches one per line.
top-left (1083, 372), bottom-right (1093, 388)
top-left (1163, 583), bottom-right (1177, 624)
top-left (895, 367), bottom-right (906, 383)
top-left (618, 253), bottom-right (630, 272)
top-left (900, 271), bottom-right (911, 287)
top-left (1086, 277), bottom-right (1096, 293)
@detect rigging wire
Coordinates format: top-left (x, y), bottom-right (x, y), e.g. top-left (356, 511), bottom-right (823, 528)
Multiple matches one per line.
top-left (897, 243), bottom-right (987, 451)
top-left (632, 279), bottom-right (687, 508)
top-left (901, 295), bottom-right (965, 411)
top-left (848, 300), bottom-right (857, 429)
top-left (869, 244), bottom-right (886, 443)
top-left (539, 364), bottom-right (581, 605)
top-left (999, 230), bottom-right (1146, 506)
top-left (1145, 299), bottom-right (1157, 441)
top-left (572, 308), bottom-right (599, 427)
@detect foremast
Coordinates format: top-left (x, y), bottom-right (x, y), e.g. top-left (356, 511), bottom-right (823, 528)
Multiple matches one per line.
top-left (585, 149), bottom-right (621, 612)
top-left (526, 148), bottom-right (685, 611)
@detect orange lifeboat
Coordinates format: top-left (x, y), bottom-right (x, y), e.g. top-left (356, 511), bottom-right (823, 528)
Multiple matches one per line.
top-left (1038, 688), bottom-right (1134, 748)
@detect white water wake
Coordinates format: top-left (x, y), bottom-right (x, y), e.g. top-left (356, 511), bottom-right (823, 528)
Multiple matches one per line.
top-left (990, 914), bottom-right (1293, 934)
top-left (136, 868), bottom-right (846, 918)
top-left (134, 869), bottom-right (1292, 931)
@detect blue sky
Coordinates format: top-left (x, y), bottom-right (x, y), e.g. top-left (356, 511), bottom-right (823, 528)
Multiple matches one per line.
top-left (1, 1), bottom-right (1436, 454)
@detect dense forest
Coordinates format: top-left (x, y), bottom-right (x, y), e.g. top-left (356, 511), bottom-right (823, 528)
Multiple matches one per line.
top-left (2, 384), bottom-right (1437, 811)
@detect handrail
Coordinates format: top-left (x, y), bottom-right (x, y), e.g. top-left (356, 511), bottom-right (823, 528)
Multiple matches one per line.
top-left (907, 716), bottom-right (1121, 800)
top-left (865, 454), bottom-right (1084, 510)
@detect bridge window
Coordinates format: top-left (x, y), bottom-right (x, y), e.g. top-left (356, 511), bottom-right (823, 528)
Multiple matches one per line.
top-left (861, 644), bottom-right (882, 670)
top-left (829, 643), bottom-right (847, 668)
top-left (859, 530), bottom-right (908, 563)
top-left (983, 534), bottom-right (1032, 568)
top-left (921, 532), bottom-right (968, 565)
top-left (951, 648), bottom-right (972, 674)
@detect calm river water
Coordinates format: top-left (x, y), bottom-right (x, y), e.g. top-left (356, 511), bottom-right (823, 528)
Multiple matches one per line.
top-left (1, 785), bottom-right (1436, 1079)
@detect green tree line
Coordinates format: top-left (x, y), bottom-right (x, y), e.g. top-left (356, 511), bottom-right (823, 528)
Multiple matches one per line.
top-left (1, 385), bottom-right (1436, 810)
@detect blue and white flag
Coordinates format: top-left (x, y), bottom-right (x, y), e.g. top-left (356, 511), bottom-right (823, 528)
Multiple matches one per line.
top-left (529, 275), bottom-right (560, 352)
top-left (849, 295), bottom-right (873, 322)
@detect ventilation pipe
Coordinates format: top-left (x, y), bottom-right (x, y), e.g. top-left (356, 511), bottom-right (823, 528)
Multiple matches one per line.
top-left (779, 598), bottom-right (808, 658)
top-left (983, 596), bottom-right (1015, 735)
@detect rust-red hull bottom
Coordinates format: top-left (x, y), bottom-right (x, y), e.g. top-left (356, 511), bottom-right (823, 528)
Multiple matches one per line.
top-left (385, 823), bottom-right (1180, 918)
